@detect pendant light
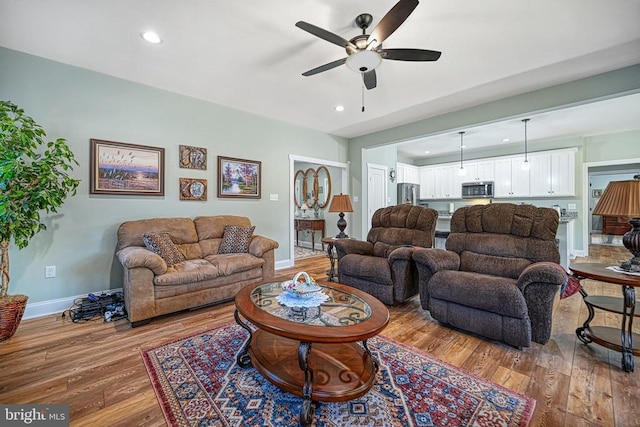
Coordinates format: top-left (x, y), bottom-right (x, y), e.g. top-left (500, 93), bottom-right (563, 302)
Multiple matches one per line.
top-left (522, 118), bottom-right (531, 171)
top-left (458, 131), bottom-right (466, 176)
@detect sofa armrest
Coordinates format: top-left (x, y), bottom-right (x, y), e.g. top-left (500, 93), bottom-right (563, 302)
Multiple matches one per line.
top-left (334, 239), bottom-right (373, 259)
top-left (249, 235), bottom-right (279, 258)
top-left (516, 262), bottom-right (567, 344)
top-left (116, 246), bottom-right (167, 276)
top-left (412, 248), bottom-right (460, 274)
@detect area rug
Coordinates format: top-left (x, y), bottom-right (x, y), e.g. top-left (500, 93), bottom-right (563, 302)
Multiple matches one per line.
top-left (295, 246), bottom-right (325, 260)
top-left (142, 324), bottom-right (535, 427)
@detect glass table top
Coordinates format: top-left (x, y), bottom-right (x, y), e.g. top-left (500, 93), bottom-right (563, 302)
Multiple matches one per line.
top-left (250, 281), bottom-right (372, 326)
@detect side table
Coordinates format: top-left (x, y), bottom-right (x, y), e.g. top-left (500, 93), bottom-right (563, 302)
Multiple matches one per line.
top-left (321, 237), bottom-right (338, 282)
top-left (569, 262), bottom-right (640, 372)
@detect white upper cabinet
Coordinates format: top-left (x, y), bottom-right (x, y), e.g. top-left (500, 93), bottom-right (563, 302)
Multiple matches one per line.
top-left (528, 149), bottom-right (576, 197)
top-left (419, 166), bottom-right (436, 199)
top-left (396, 163), bottom-right (420, 184)
top-left (494, 157), bottom-right (530, 198)
top-left (463, 159), bottom-right (495, 182)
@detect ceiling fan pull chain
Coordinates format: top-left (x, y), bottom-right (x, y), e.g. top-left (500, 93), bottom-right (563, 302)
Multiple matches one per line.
top-left (361, 83), bottom-right (365, 112)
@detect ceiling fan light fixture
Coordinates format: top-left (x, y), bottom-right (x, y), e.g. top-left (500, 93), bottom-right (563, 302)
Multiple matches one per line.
top-left (346, 50), bottom-right (382, 73)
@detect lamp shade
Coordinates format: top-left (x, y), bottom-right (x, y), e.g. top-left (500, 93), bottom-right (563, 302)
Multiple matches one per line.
top-left (592, 180), bottom-right (640, 218)
top-left (329, 194), bottom-right (354, 213)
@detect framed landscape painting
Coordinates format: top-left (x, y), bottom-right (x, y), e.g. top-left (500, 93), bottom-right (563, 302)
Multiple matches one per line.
top-left (217, 156), bottom-right (261, 199)
top-left (90, 139), bottom-right (165, 196)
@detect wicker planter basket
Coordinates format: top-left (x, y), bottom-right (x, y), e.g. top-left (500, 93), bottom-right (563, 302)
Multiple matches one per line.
top-left (0, 294), bottom-right (28, 341)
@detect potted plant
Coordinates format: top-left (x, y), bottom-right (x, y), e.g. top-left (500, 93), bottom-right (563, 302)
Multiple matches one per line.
top-left (0, 100), bottom-right (80, 340)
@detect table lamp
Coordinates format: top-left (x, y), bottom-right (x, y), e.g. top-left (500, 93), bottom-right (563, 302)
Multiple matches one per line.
top-left (299, 202), bottom-right (309, 218)
top-left (328, 194), bottom-right (354, 238)
top-left (592, 176), bottom-right (640, 272)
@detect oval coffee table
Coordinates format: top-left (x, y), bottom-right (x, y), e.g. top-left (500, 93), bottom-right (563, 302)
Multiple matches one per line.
top-left (234, 278), bottom-right (389, 426)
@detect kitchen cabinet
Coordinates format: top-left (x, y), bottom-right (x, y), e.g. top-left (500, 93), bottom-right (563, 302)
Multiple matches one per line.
top-left (419, 166), bottom-right (436, 199)
top-left (434, 164), bottom-right (463, 199)
top-left (463, 159), bottom-right (495, 182)
top-left (396, 162), bottom-right (419, 184)
top-left (494, 157), bottom-right (530, 198)
top-left (528, 149), bottom-right (575, 197)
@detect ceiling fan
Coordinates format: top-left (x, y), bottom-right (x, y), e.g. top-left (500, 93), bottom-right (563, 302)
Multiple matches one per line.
top-left (295, 0), bottom-right (441, 90)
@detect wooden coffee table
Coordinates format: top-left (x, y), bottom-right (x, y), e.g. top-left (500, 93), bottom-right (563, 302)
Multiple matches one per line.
top-left (234, 278), bottom-right (389, 426)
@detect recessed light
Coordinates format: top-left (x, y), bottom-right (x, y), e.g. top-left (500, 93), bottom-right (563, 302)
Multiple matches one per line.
top-left (334, 105), bottom-right (345, 112)
top-left (424, 150), bottom-right (430, 154)
top-left (502, 138), bottom-right (510, 142)
top-left (141, 31), bottom-right (162, 44)
top-left (461, 145), bottom-right (466, 149)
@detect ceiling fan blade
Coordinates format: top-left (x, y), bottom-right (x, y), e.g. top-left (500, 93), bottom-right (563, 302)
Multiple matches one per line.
top-left (362, 70), bottom-right (377, 90)
top-left (295, 21), bottom-right (356, 50)
top-left (379, 48), bottom-right (441, 61)
top-left (367, 0), bottom-right (419, 49)
top-left (302, 58), bottom-right (347, 76)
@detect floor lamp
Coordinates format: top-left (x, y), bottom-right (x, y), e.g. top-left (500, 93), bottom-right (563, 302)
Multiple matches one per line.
top-left (328, 194), bottom-right (354, 238)
top-left (592, 176), bottom-right (640, 272)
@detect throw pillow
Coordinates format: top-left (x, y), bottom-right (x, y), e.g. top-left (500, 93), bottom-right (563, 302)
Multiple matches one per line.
top-left (218, 225), bottom-right (255, 254)
top-left (143, 232), bottom-right (185, 266)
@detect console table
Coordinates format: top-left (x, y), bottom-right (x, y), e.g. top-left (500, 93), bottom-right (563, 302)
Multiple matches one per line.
top-left (295, 218), bottom-right (325, 250)
top-left (569, 262), bottom-right (640, 372)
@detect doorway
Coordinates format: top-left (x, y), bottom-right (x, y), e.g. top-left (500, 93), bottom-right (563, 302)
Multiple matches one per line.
top-left (366, 163), bottom-right (388, 233)
top-left (289, 155), bottom-right (349, 265)
top-left (582, 158), bottom-right (640, 256)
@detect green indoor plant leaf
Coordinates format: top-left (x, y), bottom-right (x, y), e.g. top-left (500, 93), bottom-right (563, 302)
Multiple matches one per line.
top-left (0, 100), bottom-right (80, 298)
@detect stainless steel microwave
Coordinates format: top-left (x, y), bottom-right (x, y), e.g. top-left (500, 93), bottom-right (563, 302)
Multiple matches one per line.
top-left (461, 181), bottom-right (494, 199)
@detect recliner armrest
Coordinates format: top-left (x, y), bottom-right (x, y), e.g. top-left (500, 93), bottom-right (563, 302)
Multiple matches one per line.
top-left (334, 239), bottom-right (373, 259)
top-left (388, 246), bottom-right (417, 262)
top-left (412, 248), bottom-right (460, 274)
top-left (516, 262), bottom-right (567, 292)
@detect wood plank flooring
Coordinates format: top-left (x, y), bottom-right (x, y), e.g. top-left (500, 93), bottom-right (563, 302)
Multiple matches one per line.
top-left (0, 246), bottom-right (638, 426)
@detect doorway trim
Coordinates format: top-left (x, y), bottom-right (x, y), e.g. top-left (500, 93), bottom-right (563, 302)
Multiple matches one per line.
top-left (365, 163), bottom-right (388, 238)
top-left (289, 155), bottom-right (349, 267)
top-left (582, 156), bottom-right (640, 258)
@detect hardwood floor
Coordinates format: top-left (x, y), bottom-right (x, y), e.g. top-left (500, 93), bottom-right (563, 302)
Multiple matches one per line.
top-left (0, 246), bottom-right (638, 426)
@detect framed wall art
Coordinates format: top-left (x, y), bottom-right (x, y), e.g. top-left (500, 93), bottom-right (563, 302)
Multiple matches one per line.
top-left (90, 139), bottom-right (165, 196)
top-left (180, 178), bottom-right (207, 201)
top-left (179, 145), bottom-right (207, 170)
top-left (217, 156), bottom-right (261, 199)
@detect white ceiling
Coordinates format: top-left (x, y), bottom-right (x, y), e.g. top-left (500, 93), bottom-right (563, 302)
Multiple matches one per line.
top-left (1, 0), bottom-right (640, 158)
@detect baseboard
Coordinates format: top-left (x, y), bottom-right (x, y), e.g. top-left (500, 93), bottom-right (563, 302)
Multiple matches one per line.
top-left (275, 259), bottom-right (293, 269)
top-left (22, 288), bottom-right (123, 320)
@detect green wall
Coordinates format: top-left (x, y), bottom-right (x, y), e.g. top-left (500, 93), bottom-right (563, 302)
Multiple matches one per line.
top-left (0, 47), bottom-right (348, 305)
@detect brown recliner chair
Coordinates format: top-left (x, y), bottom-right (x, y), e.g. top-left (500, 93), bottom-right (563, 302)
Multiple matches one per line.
top-left (334, 204), bottom-right (438, 305)
top-left (413, 203), bottom-right (567, 348)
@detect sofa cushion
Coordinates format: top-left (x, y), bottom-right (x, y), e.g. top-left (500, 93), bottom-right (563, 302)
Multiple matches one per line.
top-left (154, 259), bottom-right (220, 286)
top-left (205, 253), bottom-right (265, 275)
top-left (219, 225), bottom-right (255, 254)
top-left (143, 232), bottom-right (186, 266)
top-left (429, 270), bottom-right (528, 319)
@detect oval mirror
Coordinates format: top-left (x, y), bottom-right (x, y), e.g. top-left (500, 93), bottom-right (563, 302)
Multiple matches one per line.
top-left (293, 169), bottom-right (306, 208)
top-left (316, 165), bottom-right (332, 209)
top-left (305, 168), bottom-right (317, 205)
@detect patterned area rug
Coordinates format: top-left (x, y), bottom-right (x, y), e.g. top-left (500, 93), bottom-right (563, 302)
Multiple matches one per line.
top-left (295, 246), bottom-right (326, 260)
top-left (142, 324), bottom-right (535, 427)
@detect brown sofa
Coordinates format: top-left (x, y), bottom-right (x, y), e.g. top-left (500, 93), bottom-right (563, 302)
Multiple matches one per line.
top-left (413, 203), bottom-right (567, 348)
top-left (334, 204), bottom-right (438, 305)
top-left (116, 215), bottom-right (278, 326)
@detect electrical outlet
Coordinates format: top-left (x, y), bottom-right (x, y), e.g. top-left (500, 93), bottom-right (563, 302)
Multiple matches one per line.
top-left (45, 265), bottom-right (56, 278)
top-left (568, 203), bottom-right (576, 210)
top-left (269, 193), bottom-right (278, 201)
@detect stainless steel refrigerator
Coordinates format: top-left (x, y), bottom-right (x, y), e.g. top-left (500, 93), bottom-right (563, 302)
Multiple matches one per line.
top-left (397, 183), bottom-right (420, 205)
